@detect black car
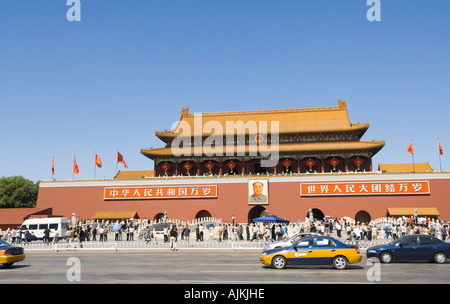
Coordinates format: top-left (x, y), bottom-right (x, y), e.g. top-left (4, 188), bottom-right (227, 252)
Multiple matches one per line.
top-left (367, 234), bottom-right (450, 264)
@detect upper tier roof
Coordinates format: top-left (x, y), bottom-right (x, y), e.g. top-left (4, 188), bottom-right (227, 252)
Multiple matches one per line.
top-left (155, 100), bottom-right (369, 140)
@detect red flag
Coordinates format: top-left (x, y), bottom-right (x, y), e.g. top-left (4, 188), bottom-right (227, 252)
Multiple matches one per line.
top-left (73, 156), bottom-right (79, 174)
top-left (117, 152), bottom-right (128, 168)
top-left (95, 154), bottom-right (102, 168)
top-left (407, 143), bottom-right (413, 154)
top-left (439, 141), bottom-right (444, 156)
top-left (52, 155), bottom-right (55, 176)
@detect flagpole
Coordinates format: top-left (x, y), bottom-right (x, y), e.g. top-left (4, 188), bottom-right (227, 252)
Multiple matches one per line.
top-left (411, 139), bottom-right (415, 174)
top-left (51, 152), bottom-right (54, 181)
top-left (438, 138), bottom-right (443, 172)
top-left (73, 151), bottom-right (75, 180)
top-left (94, 150), bottom-right (97, 180)
top-left (116, 149), bottom-right (119, 175)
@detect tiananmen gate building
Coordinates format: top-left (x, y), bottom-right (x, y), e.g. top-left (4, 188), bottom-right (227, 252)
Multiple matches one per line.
top-left (34, 101), bottom-right (449, 223)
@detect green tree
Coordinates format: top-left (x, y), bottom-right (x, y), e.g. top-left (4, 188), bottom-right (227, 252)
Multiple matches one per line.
top-left (0, 176), bottom-right (39, 208)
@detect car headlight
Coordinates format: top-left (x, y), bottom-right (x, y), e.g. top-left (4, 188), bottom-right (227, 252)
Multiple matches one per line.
top-left (262, 252), bottom-right (267, 257)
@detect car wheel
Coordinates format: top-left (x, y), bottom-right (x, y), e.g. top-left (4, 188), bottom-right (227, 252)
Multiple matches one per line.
top-left (2, 263), bottom-right (14, 268)
top-left (333, 256), bottom-right (348, 270)
top-left (271, 255), bottom-right (287, 269)
top-left (433, 252), bottom-right (447, 264)
top-left (379, 252), bottom-right (393, 263)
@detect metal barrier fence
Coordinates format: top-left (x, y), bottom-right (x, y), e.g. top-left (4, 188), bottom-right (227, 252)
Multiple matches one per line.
top-left (20, 239), bottom-right (268, 251)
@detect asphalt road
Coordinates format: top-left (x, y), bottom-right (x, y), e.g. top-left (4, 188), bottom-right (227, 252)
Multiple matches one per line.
top-left (1, 250), bottom-right (449, 285)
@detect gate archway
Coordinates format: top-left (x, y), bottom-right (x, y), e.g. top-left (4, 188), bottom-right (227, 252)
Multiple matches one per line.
top-left (248, 205), bottom-right (267, 223)
top-left (195, 210), bottom-right (212, 220)
top-left (355, 210), bottom-right (371, 223)
top-left (305, 208), bottom-right (325, 221)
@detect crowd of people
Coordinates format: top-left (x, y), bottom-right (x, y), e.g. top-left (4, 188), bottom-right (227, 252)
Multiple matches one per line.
top-left (1, 215), bottom-right (448, 247)
top-left (303, 216), bottom-right (449, 242)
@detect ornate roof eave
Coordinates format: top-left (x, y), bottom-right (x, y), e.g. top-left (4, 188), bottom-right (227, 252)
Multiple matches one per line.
top-left (141, 140), bottom-right (385, 159)
top-left (155, 123), bottom-right (370, 139)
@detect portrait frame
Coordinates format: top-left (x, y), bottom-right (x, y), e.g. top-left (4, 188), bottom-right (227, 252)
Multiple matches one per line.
top-left (248, 178), bottom-right (269, 205)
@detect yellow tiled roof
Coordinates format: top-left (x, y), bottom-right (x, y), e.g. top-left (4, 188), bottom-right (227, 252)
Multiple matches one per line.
top-left (387, 208), bottom-right (440, 216)
top-left (378, 163), bottom-right (433, 173)
top-left (92, 211), bottom-right (139, 220)
top-left (114, 170), bottom-right (155, 179)
top-left (156, 100), bottom-right (369, 137)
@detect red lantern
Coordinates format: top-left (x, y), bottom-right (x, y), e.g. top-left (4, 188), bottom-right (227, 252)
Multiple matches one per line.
top-left (183, 162), bottom-right (193, 175)
top-left (227, 161), bottom-right (236, 173)
top-left (160, 162), bottom-right (171, 176)
top-left (329, 158), bottom-right (340, 170)
top-left (305, 158), bottom-right (316, 172)
top-left (281, 159), bottom-right (292, 172)
top-left (353, 157), bottom-right (364, 170)
top-left (205, 161), bottom-right (215, 174)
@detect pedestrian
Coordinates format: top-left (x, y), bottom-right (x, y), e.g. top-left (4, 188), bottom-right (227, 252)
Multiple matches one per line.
top-left (164, 226), bottom-right (169, 243)
top-left (199, 224), bottom-right (204, 241)
top-left (129, 223), bottom-right (135, 241)
top-left (441, 225), bottom-right (447, 241)
top-left (183, 224), bottom-right (190, 247)
top-left (145, 225), bottom-right (151, 243)
top-left (115, 227), bottom-right (120, 241)
top-left (53, 231), bottom-right (59, 244)
top-left (77, 226), bottom-right (85, 248)
top-left (209, 225), bottom-right (214, 241)
top-left (222, 225), bottom-right (228, 240)
top-left (195, 225), bottom-right (200, 241)
top-left (43, 227), bottom-right (50, 244)
top-left (371, 225), bottom-right (378, 241)
top-left (17, 229), bottom-right (22, 244)
top-left (99, 226), bottom-right (104, 242)
top-left (24, 229), bottom-right (30, 244)
top-left (353, 225), bottom-right (361, 242)
top-left (169, 225), bottom-right (178, 251)
top-left (335, 221), bottom-right (342, 238)
top-left (346, 224), bottom-right (352, 240)
top-left (126, 224), bottom-right (130, 241)
top-left (103, 226), bottom-right (108, 241)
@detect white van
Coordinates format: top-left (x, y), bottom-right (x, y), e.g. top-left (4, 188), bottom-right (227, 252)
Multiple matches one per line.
top-left (20, 217), bottom-right (70, 241)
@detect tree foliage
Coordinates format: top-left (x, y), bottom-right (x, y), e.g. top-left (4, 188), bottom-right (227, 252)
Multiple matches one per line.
top-left (0, 176), bottom-right (39, 208)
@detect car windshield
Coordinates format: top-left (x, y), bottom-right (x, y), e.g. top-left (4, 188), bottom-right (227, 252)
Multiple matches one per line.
top-left (390, 235), bottom-right (421, 246)
top-left (390, 236), bottom-right (406, 246)
top-left (289, 234), bottom-right (311, 244)
top-left (0, 239), bottom-right (12, 247)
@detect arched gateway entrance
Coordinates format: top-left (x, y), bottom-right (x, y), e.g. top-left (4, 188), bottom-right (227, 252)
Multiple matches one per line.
top-left (248, 206), bottom-right (267, 223)
top-left (355, 210), bottom-right (371, 223)
top-left (195, 210), bottom-right (212, 219)
top-left (305, 208), bottom-right (325, 221)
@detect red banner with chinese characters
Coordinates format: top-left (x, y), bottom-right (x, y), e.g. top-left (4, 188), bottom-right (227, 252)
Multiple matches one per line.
top-left (300, 181), bottom-right (430, 196)
top-left (104, 185), bottom-right (217, 200)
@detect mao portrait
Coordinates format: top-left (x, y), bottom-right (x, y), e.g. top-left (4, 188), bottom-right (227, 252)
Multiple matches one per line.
top-left (248, 179), bottom-right (269, 205)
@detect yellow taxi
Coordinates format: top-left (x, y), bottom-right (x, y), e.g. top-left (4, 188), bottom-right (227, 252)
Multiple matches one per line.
top-left (0, 239), bottom-right (25, 268)
top-left (260, 236), bottom-right (361, 270)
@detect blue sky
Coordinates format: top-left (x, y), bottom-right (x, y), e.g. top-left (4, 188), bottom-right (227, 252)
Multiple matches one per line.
top-left (0, 0), bottom-right (449, 182)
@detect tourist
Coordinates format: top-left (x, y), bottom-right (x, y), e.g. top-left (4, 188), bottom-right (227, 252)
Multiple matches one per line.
top-left (183, 224), bottom-right (190, 246)
top-left (371, 225), bottom-right (378, 241)
top-left (99, 226), bottom-right (104, 242)
top-left (163, 226), bottom-right (168, 243)
top-left (335, 221), bottom-right (342, 238)
top-left (169, 225), bottom-right (178, 251)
